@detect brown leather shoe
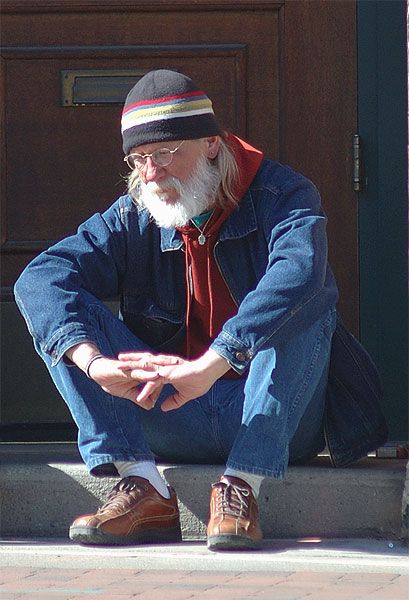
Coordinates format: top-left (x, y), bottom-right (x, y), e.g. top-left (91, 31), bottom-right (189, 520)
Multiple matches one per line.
top-left (207, 475), bottom-right (262, 550)
top-left (69, 476), bottom-right (181, 545)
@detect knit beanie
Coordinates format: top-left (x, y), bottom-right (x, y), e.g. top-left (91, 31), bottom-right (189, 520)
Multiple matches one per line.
top-left (121, 69), bottom-right (222, 154)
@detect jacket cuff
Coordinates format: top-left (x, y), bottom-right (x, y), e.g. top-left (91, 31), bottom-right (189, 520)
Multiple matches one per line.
top-left (210, 331), bottom-right (254, 373)
top-left (42, 324), bottom-right (97, 366)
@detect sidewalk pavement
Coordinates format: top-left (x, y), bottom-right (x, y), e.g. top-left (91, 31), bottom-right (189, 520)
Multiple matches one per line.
top-left (0, 538), bottom-right (408, 599)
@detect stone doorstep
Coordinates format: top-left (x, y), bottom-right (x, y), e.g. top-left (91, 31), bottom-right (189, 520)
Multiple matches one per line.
top-left (0, 447), bottom-right (407, 541)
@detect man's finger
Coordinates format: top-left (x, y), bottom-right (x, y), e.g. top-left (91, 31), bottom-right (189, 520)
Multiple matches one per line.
top-left (119, 364), bottom-right (157, 374)
top-left (126, 368), bottom-right (161, 382)
top-left (149, 355), bottom-right (183, 365)
top-left (136, 380), bottom-right (163, 409)
top-left (117, 360), bottom-right (157, 372)
top-left (160, 392), bottom-right (188, 412)
top-left (117, 352), bottom-right (153, 361)
top-left (118, 353), bottom-right (182, 367)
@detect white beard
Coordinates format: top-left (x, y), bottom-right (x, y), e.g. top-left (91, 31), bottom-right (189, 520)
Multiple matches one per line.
top-left (138, 154), bottom-right (221, 228)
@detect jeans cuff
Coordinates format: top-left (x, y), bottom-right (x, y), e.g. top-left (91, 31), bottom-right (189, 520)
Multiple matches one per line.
top-left (226, 459), bottom-right (286, 480)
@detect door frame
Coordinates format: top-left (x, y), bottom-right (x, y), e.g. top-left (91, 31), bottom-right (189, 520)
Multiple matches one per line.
top-left (357, 0), bottom-right (408, 441)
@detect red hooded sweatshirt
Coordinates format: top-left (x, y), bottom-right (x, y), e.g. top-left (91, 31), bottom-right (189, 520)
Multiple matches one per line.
top-left (177, 134), bottom-right (264, 376)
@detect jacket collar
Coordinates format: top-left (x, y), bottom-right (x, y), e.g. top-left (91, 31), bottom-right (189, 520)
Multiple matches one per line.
top-left (218, 189), bottom-right (257, 241)
top-left (159, 190), bottom-right (258, 252)
top-left (160, 226), bottom-right (184, 252)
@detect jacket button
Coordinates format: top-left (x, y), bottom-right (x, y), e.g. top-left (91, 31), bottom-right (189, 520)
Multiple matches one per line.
top-left (235, 351), bottom-right (247, 362)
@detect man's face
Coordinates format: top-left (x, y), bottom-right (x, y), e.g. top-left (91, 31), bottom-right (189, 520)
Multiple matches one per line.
top-left (131, 136), bottom-right (221, 228)
top-left (134, 139), bottom-right (202, 195)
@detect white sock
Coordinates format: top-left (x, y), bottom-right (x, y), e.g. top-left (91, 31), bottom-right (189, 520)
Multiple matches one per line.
top-left (223, 467), bottom-right (264, 498)
top-left (114, 460), bottom-right (170, 499)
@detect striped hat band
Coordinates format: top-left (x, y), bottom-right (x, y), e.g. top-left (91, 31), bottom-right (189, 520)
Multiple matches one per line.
top-left (121, 90), bottom-right (215, 134)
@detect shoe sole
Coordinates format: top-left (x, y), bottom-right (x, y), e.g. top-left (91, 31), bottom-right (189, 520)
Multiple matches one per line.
top-left (69, 525), bottom-right (182, 546)
top-left (207, 534), bottom-right (262, 551)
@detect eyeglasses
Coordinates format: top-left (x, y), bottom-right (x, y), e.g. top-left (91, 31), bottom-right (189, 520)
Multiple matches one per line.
top-left (124, 140), bottom-right (185, 171)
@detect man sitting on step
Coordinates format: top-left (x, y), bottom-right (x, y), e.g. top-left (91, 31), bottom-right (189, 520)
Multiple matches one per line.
top-left (15, 69), bottom-right (341, 550)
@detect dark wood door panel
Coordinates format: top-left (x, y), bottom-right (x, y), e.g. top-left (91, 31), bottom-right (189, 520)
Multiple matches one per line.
top-left (1, 6), bottom-right (280, 150)
top-left (2, 48), bottom-right (247, 239)
top-left (1, 5), bottom-right (281, 299)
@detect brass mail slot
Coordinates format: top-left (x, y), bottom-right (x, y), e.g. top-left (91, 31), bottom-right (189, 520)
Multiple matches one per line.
top-left (61, 69), bottom-right (148, 106)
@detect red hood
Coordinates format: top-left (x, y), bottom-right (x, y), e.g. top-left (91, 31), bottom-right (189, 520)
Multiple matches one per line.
top-left (227, 133), bottom-right (264, 200)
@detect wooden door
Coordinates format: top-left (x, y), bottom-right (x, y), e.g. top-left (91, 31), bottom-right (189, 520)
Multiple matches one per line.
top-left (0, 0), bottom-right (358, 435)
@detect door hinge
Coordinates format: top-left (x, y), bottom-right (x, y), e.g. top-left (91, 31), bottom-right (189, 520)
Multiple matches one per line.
top-left (353, 133), bottom-right (365, 192)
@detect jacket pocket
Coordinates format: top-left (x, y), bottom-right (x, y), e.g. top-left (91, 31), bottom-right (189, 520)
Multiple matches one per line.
top-left (324, 314), bottom-right (388, 467)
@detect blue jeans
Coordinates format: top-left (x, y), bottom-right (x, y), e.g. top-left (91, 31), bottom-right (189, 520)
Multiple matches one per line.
top-left (37, 295), bottom-right (336, 480)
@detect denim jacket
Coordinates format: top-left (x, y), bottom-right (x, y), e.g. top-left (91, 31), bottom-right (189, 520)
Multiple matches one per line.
top-left (15, 159), bottom-right (387, 465)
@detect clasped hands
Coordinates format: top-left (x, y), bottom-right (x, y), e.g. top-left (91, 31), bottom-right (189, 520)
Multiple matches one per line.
top-left (88, 349), bottom-right (230, 412)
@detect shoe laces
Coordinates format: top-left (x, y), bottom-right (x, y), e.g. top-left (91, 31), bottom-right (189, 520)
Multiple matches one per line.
top-left (213, 481), bottom-right (251, 518)
top-left (97, 477), bottom-right (143, 515)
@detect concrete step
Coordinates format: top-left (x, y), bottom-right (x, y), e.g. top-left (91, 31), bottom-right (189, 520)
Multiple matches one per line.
top-left (0, 443), bottom-right (407, 540)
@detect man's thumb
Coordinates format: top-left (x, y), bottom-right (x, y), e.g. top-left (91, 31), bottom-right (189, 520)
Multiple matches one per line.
top-left (160, 393), bottom-right (185, 412)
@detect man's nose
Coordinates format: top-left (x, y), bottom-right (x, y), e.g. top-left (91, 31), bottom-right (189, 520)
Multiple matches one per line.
top-left (142, 157), bottom-right (163, 183)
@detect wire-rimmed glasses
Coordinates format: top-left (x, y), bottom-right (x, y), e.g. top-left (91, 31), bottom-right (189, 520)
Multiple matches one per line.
top-left (124, 140), bottom-right (185, 171)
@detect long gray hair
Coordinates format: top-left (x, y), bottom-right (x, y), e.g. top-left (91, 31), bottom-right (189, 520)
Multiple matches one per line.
top-left (127, 136), bottom-right (239, 207)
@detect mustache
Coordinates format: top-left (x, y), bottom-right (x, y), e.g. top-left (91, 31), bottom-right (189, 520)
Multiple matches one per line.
top-left (144, 177), bottom-right (181, 194)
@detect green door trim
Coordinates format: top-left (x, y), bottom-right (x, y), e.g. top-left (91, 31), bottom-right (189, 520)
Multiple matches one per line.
top-left (357, 0), bottom-right (408, 440)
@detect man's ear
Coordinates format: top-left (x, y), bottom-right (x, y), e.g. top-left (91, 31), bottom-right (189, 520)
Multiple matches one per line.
top-left (205, 136), bottom-right (221, 159)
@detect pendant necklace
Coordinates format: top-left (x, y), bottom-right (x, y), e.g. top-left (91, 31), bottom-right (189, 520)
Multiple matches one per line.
top-left (190, 209), bottom-right (215, 245)
top-left (196, 228), bottom-right (207, 246)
